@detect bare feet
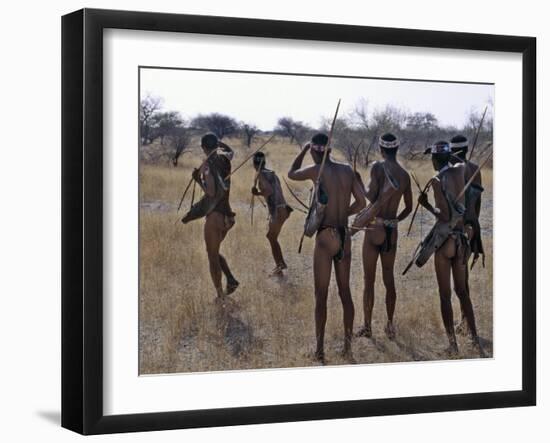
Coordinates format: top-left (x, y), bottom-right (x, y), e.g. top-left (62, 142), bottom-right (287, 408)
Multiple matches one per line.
top-left (314, 350), bottom-right (326, 365)
top-left (472, 336), bottom-right (487, 358)
top-left (341, 349), bottom-right (356, 364)
top-left (455, 317), bottom-right (468, 336)
top-left (269, 265), bottom-right (284, 277)
top-left (356, 325), bottom-right (372, 338)
top-left (384, 321), bottom-right (396, 341)
top-left (445, 342), bottom-right (459, 356)
top-left (226, 278), bottom-right (239, 295)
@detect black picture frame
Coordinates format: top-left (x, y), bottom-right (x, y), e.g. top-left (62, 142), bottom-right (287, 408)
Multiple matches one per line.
top-left (62, 8), bottom-right (536, 435)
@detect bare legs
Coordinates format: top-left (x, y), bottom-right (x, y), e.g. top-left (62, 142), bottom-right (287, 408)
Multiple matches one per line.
top-left (434, 237), bottom-right (482, 355)
top-left (334, 235), bottom-right (354, 359)
top-left (455, 262), bottom-right (471, 335)
top-left (204, 212), bottom-right (238, 298)
top-left (381, 247), bottom-right (397, 339)
top-left (359, 239), bottom-right (378, 338)
top-left (358, 227), bottom-right (398, 339)
top-left (434, 249), bottom-right (457, 353)
top-left (266, 207), bottom-right (290, 274)
top-left (457, 224), bottom-right (474, 335)
top-left (313, 229), bottom-right (354, 362)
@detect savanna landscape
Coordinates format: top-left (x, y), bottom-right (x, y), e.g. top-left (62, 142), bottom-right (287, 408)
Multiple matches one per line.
top-left (139, 134), bottom-right (493, 375)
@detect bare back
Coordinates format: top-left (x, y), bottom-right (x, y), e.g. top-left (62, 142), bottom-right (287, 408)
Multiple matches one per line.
top-left (287, 148), bottom-right (365, 228)
top-left (433, 163), bottom-right (466, 229)
top-left (319, 161), bottom-right (355, 227)
top-left (366, 160), bottom-right (412, 219)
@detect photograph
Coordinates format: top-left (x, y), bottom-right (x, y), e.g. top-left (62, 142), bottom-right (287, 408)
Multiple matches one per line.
top-left (138, 67), bottom-right (494, 375)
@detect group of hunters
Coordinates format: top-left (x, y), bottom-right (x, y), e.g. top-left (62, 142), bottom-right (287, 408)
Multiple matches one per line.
top-left (180, 125), bottom-right (487, 363)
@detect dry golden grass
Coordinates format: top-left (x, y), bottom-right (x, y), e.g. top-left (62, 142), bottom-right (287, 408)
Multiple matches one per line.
top-left (139, 136), bottom-right (493, 374)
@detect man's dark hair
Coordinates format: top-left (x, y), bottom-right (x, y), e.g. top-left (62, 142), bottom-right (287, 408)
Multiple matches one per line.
top-left (379, 132), bottom-right (398, 158)
top-left (450, 134), bottom-right (468, 144)
top-left (431, 140), bottom-right (451, 167)
top-left (380, 132), bottom-right (397, 144)
top-left (201, 133), bottom-right (218, 150)
top-left (450, 134), bottom-right (468, 161)
top-left (253, 151), bottom-right (266, 167)
top-left (311, 133), bottom-right (329, 146)
top-left (381, 147), bottom-right (397, 158)
top-left (450, 134), bottom-right (468, 149)
top-left (432, 152), bottom-right (450, 164)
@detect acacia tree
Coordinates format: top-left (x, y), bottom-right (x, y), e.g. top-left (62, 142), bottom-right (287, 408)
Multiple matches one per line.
top-left (403, 112), bottom-right (439, 156)
top-left (318, 117), bottom-right (356, 162)
top-left (151, 111), bottom-right (183, 145)
top-left (463, 107), bottom-right (493, 159)
top-left (275, 117), bottom-right (311, 146)
top-left (171, 124), bottom-right (192, 166)
top-left (240, 123), bottom-right (260, 148)
top-left (350, 98), bottom-right (370, 131)
top-left (191, 113), bottom-right (238, 139)
top-left (139, 95), bottom-right (163, 144)
top-left (370, 105), bottom-right (407, 135)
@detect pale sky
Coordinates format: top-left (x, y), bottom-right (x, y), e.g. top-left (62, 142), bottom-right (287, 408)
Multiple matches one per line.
top-left (140, 67), bottom-right (494, 131)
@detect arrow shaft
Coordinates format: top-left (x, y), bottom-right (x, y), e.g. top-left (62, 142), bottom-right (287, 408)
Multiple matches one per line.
top-left (225, 134), bottom-right (276, 180)
top-left (455, 150), bottom-right (493, 202)
top-left (406, 178), bottom-right (433, 236)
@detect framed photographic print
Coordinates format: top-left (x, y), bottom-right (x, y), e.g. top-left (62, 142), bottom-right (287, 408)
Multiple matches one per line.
top-left (61, 8), bottom-right (536, 435)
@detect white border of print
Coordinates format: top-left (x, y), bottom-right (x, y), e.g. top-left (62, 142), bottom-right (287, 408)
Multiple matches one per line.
top-left (103, 29), bottom-right (522, 415)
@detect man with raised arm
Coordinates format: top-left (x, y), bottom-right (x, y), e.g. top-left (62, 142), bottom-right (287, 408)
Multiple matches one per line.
top-left (251, 151), bottom-right (293, 276)
top-left (288, 133), bottom-right (366, 363)
top-left (183, 133), bottom-right (239, 299)
top-left (355, 133), bottom-right (413, 340)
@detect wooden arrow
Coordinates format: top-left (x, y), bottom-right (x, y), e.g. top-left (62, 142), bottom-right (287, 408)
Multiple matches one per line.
top-left (225, 134), bottom-right (276, 180)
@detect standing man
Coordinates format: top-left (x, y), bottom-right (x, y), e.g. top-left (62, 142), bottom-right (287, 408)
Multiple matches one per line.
top-left (288, 133), bottom-right (366, 363)
top-left (251, 152), bottom-right (293, 276)
top-left (449, 135), bottom-right (485, 334)
top-left (355, 133), bottom-right (413, 340)
top-left (182, 133), bottom-right (239, 298)
top-left (417, 141), bottom-right (483, 355)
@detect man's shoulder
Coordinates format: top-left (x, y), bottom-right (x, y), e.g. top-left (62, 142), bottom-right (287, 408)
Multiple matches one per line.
top-left (444, 162), bottom-right (464, 175)
top-left (389, 160), bottom-right (410, 177)
top-left (397, 165), bottom-right (411, 183)
top-left (262, 169), bottom-right (278, 179)
top-left (371, 160), bottom-right (385, 175)
top-left (331, 160), bottom-right (353, 173)
top-left (466, 160), bottom-right (479, 173)
top-left (215, 151), bottom-right (233, 163)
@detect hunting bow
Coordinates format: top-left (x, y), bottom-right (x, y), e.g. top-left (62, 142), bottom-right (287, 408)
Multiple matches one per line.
top-left (282, 177), bottom-right (309, 211)
top-left (316, 99), bottom-right (341, 182)
top-left (250, 157), bottom-right (265, 225)
top-left (298, 99), bottom-right (341, 253)
top-left (456, 150), bottom-right (493, 202)
top-left (352, 139), bottom-right (364, 173)
top-left (410, 171), bottom-right (423, 194)
top-left (176, 175), bottom-right (194, 213)
top-left (406, 177), bottom-right (434, 236)
top-left (176, 147), bottom-right (218, 213)
top-left (410, 171), bottom-right (425, 243)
